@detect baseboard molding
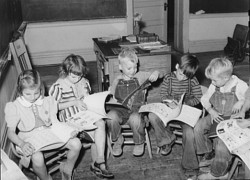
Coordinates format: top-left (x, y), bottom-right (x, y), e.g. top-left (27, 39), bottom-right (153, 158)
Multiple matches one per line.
top-left (30, 48), bottom-right (96, 66)
top-left (189, 39), bottom-right (227, 53)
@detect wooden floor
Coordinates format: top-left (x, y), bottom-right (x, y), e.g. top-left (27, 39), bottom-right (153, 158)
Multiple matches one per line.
top-left (25, 51), bottom-right (249, 180)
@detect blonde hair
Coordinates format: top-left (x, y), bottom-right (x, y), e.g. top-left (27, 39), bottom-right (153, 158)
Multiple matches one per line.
top-left (118, 48), bottom-right (138, 65)
top-left (205, 57), bottom-right (233, 79)
top-left (17, 69), bottom-right (45, 97)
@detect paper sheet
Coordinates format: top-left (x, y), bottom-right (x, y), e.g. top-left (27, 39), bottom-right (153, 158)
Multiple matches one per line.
top-left (217, 119), bottom-right (250, 169)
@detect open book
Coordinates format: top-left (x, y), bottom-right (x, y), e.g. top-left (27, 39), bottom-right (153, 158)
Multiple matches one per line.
top-left (216, 119), bottom-right (250, 169)
top-left (19, 122), bottom-right (76, 152)
top-left (67, 91), bottom-right (112, 130)
top-left (139, 94), bottom-right (202, 127)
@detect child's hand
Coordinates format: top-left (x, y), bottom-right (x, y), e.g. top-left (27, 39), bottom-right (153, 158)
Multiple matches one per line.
top-left (163, 99), bottom-right (178, 109)
top-left (148, 71), bottom-right (159, 82)
top-left (70, 130), bottom-right (79, 138)
top-left (20, 142), bottom-right (35, 156)
top-left (209, 108), bottom-right (224, 123)
top-left (231, 110), bottom-right (245, 119)
top-left (75, 99), bottom-right (87, 111)
top-left (236, 119), bottom-right (250, 129)
top-left (231, 101), bottom-right (244, 114)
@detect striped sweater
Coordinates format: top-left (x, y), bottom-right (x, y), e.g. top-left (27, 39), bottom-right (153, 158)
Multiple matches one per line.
top-left (160, 72), bottom-right (202, 106)
top-left (49, 77), bottom-right (91, 121)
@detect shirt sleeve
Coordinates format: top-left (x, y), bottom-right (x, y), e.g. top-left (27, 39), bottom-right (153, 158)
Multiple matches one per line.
top-left (235, 79), bottom-right (249, 101)
top-left (186, 77), bottom-right (203, 106)
top-left (160, 74), bottom-right (171, 101)
top-left (48, 96), bottom-right (59, 123)
top-left (201, 84), bottom-right (216, 110)
top-left (49, 83), bottom-right (62, 101)
top-left (4, 102), bottom-right (19, 129)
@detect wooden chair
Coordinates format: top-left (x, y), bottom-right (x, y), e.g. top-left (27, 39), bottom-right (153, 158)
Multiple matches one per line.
top-left (11, 142), bottom-right (67, 179)
top-left (9, 37), bottom-right (32, 74)
top-left (224, 24), bottom-right (249, 65)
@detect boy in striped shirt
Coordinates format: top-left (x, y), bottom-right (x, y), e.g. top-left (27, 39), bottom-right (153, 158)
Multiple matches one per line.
top-left (148, 54), bottom-right (202, 180)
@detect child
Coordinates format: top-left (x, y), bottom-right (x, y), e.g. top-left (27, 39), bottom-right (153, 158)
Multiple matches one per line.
top-left (107, 48), bottom-right (161, 157)
top-left (194, 57), bottom-right (249, 179)
top-left (5, 70), bottom-right (82, 180)
top-left (232, 86), bottom-right (250, 128)
top-left (49, 54), bottom-right (114, 179)
top-left (147, 54), bottom-right (202, 179)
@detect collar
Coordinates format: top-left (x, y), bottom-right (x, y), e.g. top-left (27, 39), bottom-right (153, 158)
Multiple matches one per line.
top-left (17, 96), bottom-right (44, 107)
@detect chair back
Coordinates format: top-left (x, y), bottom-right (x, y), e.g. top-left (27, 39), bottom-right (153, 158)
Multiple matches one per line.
top-left (9, 38), bottom-right (32, 74)
top-left (233, 24), bottom-right (249, 49)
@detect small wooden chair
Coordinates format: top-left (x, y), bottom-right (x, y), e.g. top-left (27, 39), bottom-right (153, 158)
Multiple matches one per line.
top-left (224, 24), bottom-right (249, 65)
top-left (9, 37), bottom-right (32, 74)
top-left (11, 142), bottom-right (67, 179)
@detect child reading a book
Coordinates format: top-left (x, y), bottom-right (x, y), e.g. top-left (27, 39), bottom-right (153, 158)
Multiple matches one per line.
top-left (194, 57), bottom-right (248, 180)
top-left (107, 48), bottom-right (161, 157)
top-left (147, 54), bottom-right (202, 179)
top-left (49, 54), bottom-right (114, 179)
top-left (5, 70), bottom-right (82, 180)
top-left (232, 86), bottom-right (250, 128)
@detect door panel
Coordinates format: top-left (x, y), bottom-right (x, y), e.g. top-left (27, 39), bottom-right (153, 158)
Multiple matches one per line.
top-left (133, 0), bottom-right (168, 41)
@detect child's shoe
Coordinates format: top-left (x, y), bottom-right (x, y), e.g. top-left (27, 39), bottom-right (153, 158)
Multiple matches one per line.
top-left (90, 161), bottom-right (114, 179)
top-left (133, 143), bottom-right (145, 156)
top-left (199, 150), bottom-right (215, 167)
top-left (160, 139), bottom-right (175, 156)
top-left (112, 135), bottom-right (124, 156)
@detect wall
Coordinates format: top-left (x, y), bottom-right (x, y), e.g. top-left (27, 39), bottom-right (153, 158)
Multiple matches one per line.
top-left (24, 19), bottom-right (130, 66)
top-left (188, 13), bottom-right (248, 53)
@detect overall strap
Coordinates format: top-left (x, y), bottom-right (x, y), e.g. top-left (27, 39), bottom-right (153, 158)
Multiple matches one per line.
top-left (188, 78), bottom-right (191, 95)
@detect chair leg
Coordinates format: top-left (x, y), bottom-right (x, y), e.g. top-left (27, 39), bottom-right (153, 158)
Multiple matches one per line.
top-left (145, 129), bottom-right (152, 159)
top-left (227, 157), bottom-right (240, 180)
top-left (106, 133), bottom-right (113, 159)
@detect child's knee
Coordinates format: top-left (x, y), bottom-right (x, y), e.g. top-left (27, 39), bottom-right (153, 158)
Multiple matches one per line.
top-left (68, 138), bottom-right (82, 151)
top-left (148, 112), bottom-right (159, 122)
top-left (129, 113), bottom-right (144, 127)
top-left (32, 151), bottom-right (45, 166)
top-left (95, 119), bottom-right (105, 129)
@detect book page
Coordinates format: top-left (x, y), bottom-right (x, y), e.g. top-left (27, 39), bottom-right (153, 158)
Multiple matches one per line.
top-left (67, 110), bottom-right (102, 130)
top-left (139, 103), bottom-right (181, 126)
top-left (217, 119), bottom-right (250, 169)
top-left (174, 105), bottom-right (202, 127)
top-left (83, 91), bottom-right (110, 117)
top-left (25, 123), bottom-right (76, 151)
top-left (67, 91), bottom-right (111, 130)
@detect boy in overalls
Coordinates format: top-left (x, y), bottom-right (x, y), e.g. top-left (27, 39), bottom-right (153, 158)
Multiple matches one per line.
top-left (107, 48), bottom-right (161, 157)
top-left (195, 57), bottom-right (248, 179)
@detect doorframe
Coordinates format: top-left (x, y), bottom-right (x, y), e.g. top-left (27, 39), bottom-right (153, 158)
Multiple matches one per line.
top-left (174, 0), bottom-right (189, 53)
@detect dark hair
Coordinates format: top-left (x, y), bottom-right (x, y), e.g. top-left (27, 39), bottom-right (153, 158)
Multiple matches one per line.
top-left (17, 69), bottom-right (45, 97)
top-left (59, 54), bottom-right (88, 78)
top-left (178, 54), bottom-right (199, 79)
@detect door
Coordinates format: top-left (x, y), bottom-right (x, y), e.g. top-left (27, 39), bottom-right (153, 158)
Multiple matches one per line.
top-left (133, 0), bottom-right (168, 42)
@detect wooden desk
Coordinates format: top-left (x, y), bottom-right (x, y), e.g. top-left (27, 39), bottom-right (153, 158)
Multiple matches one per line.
top-left (93, 37), bottom-right (173, 102)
